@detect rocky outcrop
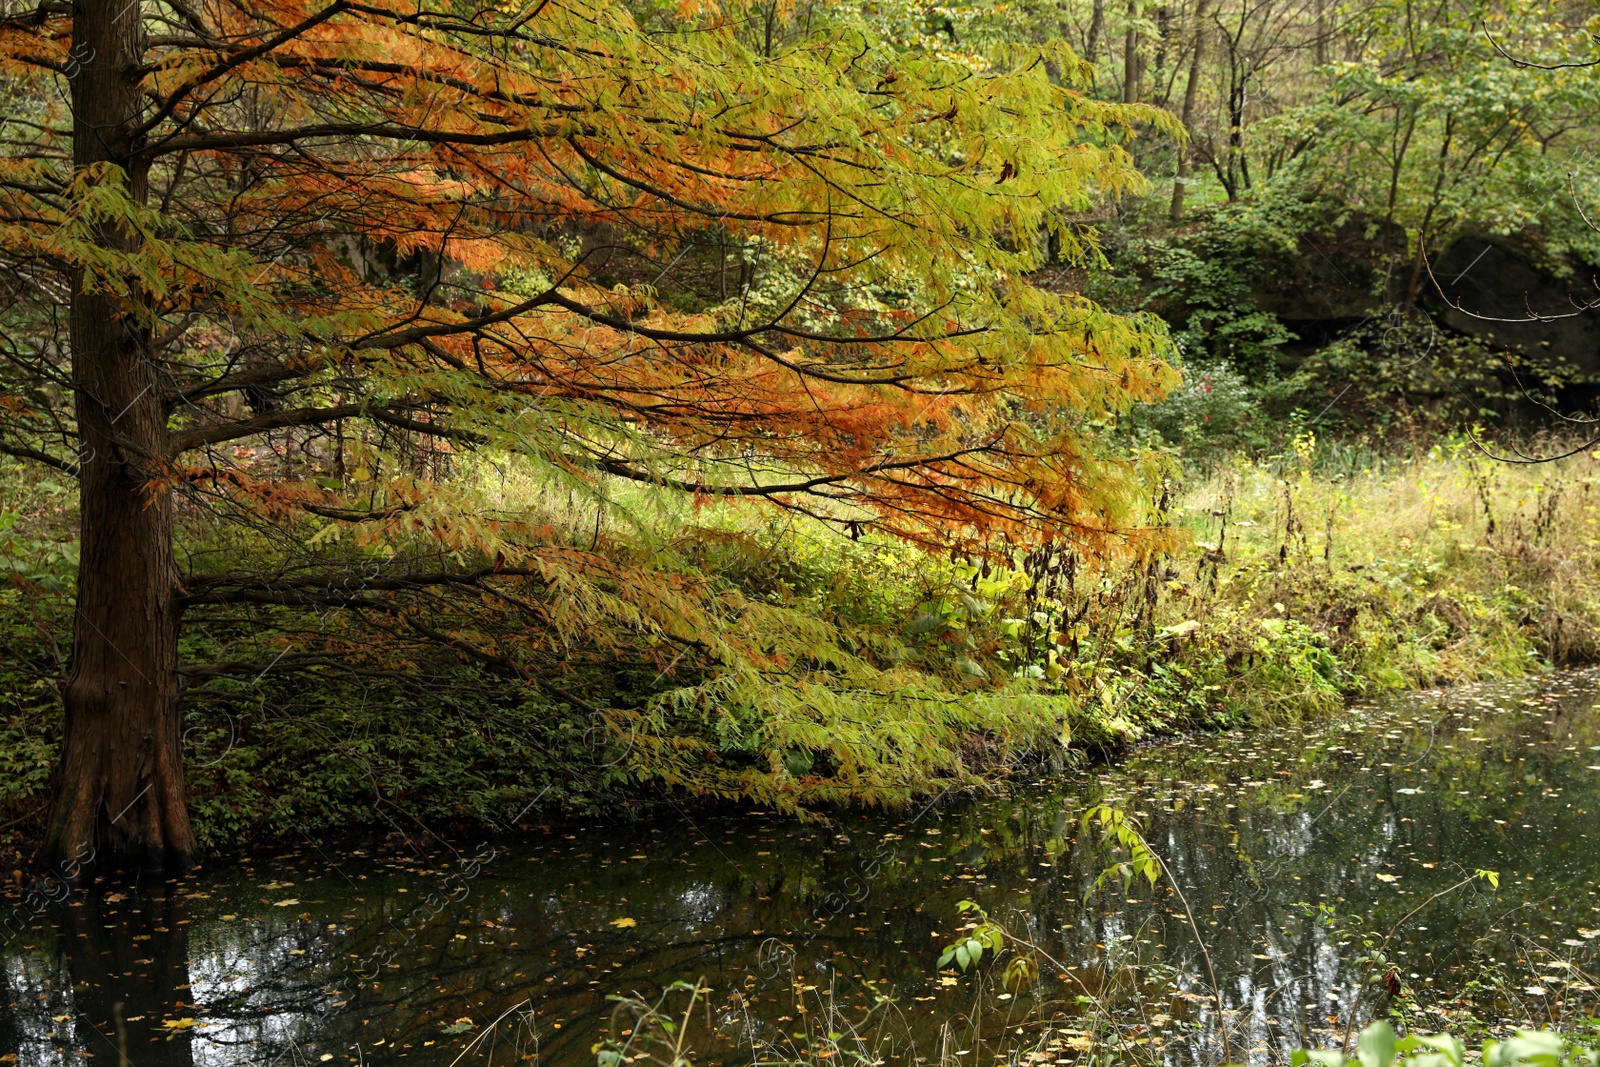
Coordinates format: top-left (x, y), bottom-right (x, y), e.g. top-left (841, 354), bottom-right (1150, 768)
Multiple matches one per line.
top-left (1230, 220), bottom-right (1600, 378)
top-left (1243, 217), bottom-right (1399, 328)
top-left (1424, 235), bottom-right (1600, 375)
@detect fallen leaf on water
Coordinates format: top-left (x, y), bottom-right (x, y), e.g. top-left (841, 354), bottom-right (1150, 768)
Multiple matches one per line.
top-left (1375, 873), bottom-right (1397, 882)
top-left (273, 899), bottom-right (300, 907)
top-left (1523, 987), bottom-right (1549, 996)
top-left (163, 1018), bottom-right (200, 1031)
top-left (609, 917), bottom-right (637, 929)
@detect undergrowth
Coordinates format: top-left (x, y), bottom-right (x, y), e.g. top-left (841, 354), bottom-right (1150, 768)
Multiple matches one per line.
top-left (1, 431), bottom-right (1598, 856)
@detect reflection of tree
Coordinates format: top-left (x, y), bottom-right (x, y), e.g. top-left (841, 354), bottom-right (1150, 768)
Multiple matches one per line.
top-left (1040, 675), bottom-right (1600, 1055)
top-left (0, 960), bottom-right (21, 1060)
top-left (4, 676), bottom-right (1598, 1066)
top-left (61, 888), bottom-right (196, 1067)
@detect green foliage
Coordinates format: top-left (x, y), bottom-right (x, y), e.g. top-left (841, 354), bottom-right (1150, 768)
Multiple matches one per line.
top-left (1293, 1023), bottom-right (1599, 1067)
top-left (1119, 231), bottom-right (1299, 377)
top-left (0, 463), bottom-right (73, 835)
top-left (1130, 360), bottom-right (1275, 457)
top-left (5, 423), bottom-right (1600, 849)
top-left (937, 900), bottom-right (1007, 972)
top-left (178, 667), bottom-right (602, 846)
top-left (1079, 804), bottom-right (1163, 895)
top-left (1296, 0), bottom-right (1600, 265)
top-left (1086, 197), bottom-right (1315, 396)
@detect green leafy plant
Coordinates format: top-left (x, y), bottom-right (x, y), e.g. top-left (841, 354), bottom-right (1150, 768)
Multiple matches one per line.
top-left (937, 900), bottom-right (1007, 973)
top-left (1079, 804), bottom-right (1163, 896)
top-left (1295, 1022), bottom-right (1598, 1067)
top-left (595, 980), bottom-right (707, 1067)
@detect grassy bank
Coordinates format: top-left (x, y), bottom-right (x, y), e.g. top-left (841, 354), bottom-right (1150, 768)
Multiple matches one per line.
top-left (2, 435), bottom-right (1597, 858)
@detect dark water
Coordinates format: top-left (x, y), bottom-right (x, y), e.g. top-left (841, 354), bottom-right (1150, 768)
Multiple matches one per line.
top-left (4, 671), bottom-right (1600, 1066)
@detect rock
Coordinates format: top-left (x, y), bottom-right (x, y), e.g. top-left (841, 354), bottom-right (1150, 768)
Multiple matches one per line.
top-left (1244, 216), bottom-right (1400, 330)
top-left (1425, 234), bottom-right (1600, 375)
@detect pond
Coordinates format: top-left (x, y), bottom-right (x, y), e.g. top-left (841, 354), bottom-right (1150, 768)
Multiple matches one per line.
top-left (3, 671), bottom-right (1600, 1066)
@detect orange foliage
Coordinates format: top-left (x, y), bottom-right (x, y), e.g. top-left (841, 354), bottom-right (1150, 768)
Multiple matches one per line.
top-left (0, 0), bottom-right (1180, 560)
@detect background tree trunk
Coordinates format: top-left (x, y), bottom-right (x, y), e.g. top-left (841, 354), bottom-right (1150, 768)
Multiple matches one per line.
top-left (1122, 1), bottom-right (1141, 103)
top-left (1170, 0), bottom-right (1211, 221)
top-left (44, 0), bottom-right (195, 874)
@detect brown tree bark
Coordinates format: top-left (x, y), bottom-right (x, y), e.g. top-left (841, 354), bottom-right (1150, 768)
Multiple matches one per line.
top-left (1122, 0), bottom-right (1140, 103)
top-left (1170, 0), bottom-right (1211, 221)
top-left (44, 0), bottom-right (195, 874)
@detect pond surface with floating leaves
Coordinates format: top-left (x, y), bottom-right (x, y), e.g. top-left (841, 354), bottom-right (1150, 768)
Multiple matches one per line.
top-left (4, 671), bottom-right (1600, 1066)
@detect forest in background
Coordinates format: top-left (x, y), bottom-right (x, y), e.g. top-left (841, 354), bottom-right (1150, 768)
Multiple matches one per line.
top-left (2, 0), bottom-right (1600, 867)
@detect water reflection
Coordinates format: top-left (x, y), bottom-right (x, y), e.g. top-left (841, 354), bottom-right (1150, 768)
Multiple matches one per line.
top-left (2, 671), bottom-right (1599, 1065)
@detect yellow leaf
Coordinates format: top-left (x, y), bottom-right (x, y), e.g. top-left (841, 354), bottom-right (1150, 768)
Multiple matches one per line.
top-left (609, 917), bottom-right (637, 928)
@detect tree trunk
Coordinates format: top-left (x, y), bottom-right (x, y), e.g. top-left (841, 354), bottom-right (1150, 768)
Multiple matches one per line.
top-left (1087, 0), bottom-right (1104, 63)
top-left (1153, 5), bottom-right (1170, 102)
top-left (1170, 0), bottom-right (1210, 221)
top-left (44, 0), bottom-right (194, 875)
top-left (1224, 67), bottom-right (1249, 197)
top-left (1122, 0), bottom-right (1140, 103)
